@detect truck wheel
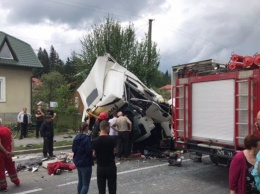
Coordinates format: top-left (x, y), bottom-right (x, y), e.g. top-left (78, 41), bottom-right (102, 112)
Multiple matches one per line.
top-left (217, 157), bottom-right (231, 167)
top-left (210, 155), bottom-right (218, 165)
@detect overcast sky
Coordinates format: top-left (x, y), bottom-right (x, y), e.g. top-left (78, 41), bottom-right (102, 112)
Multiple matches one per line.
top-left (1, 0), bottom-right (259, 72)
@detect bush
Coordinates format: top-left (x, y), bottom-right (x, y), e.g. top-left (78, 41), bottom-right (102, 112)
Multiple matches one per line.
top-left (5, 123), bottom-right (17, 130)
top-left (55, 123), bottom-right (69, 133)
top-left (66, 106), bottom-right (78, 115)
top-left (54, 112), bottom-right (82, 133)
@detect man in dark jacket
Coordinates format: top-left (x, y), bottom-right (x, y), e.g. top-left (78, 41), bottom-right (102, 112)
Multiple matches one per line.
top-left (40, 115), bottom-right (55, 158)
top-left (72, 123), bottom-right (93, 194)
top-left (85, 108), bottom-right (96, 133)
top-left (91, 112), bottom-right (108, 139)
top-left (46, 105), bottom-right (57, 120)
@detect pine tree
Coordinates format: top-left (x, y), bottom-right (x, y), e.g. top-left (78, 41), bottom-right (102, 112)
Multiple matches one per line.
top-left (49, 45), bottom-right (56, 69)
top-left (42, 49), bottom-right (50, 73)
top-left (35, 47), bottom-right (50, 76)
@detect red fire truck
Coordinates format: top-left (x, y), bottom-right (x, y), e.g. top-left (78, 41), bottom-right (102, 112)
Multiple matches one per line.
top-left (172, 56), bottom-right (260, 166)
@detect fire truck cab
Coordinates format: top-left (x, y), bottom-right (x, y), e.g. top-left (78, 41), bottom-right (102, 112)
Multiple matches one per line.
top-left (172, 58), bottom-right (260, 166)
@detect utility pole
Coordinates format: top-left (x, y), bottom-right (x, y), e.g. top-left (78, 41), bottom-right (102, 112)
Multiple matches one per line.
top-left (147, 19), bottom-right (154, 87)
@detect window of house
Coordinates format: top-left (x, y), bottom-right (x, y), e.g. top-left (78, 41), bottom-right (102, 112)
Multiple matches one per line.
top-left (0, 42), bottom-right (14, 59)
top-left (0, 77), bottom-right (6, 102)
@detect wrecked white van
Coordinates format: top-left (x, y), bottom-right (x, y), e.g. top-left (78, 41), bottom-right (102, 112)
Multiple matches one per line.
top-left (77, 54), bottom-right (172, 148)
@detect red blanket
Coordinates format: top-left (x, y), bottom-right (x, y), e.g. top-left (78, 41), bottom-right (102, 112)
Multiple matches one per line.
top-left (47, 162), bottom-right (76, 175)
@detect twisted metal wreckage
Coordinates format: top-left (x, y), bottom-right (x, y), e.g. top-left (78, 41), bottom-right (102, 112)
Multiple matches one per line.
top-left (77, 54), bottom-right (173, 154)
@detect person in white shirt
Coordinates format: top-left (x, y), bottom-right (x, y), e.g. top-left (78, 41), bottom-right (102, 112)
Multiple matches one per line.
top-left (17, 107), bottom-right (31, 139)
top-left (109, 112), bottom-right (118, 136)
top-left (109, 112), bottom-right (118, 156)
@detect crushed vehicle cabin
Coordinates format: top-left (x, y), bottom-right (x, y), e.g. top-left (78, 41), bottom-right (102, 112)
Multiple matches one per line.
top-left (77, 54), bottom-right (172, 151)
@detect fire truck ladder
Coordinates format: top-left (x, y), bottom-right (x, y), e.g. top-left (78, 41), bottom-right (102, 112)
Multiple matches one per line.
top-left (235, 78), bottom-right (252, 150)
top-left (175, 84), bottom-right (188, 144)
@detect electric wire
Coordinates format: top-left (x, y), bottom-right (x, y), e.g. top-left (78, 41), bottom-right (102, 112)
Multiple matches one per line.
top-left (45, 0), bottom-right (141, 21)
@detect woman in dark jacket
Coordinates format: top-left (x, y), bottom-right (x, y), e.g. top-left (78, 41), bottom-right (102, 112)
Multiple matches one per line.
top-left (72, 123), bottom-right (93, 194)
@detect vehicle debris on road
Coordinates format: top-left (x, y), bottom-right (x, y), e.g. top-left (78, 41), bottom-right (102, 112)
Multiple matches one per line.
top-left (11, 152), bottom-right (76, 175)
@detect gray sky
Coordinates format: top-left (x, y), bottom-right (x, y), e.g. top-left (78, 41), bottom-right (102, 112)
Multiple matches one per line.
top-left (1, 0), bottom-right (260, 72)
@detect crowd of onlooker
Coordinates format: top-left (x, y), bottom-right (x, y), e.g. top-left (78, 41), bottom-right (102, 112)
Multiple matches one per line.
top-left (72, 109), bottom-right (133, 194)
top-left (4, 107), bottom-right (260, 193)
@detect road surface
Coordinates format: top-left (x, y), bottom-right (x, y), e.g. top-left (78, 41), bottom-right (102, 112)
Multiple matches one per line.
top-left (6, 154), bottom-right (229, 194)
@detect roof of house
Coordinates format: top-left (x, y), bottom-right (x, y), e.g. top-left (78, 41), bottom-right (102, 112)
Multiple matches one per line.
top-left (159, 84), bottom-right (171, 91)
top-left (0, 31), bottom-right (42, 68)
top-left (32, 77), bottom-right (42, 84)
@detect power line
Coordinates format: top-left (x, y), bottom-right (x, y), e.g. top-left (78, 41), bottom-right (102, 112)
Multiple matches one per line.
top-left (135, 24), bottom-right (148, 36)
top-left (162, 22), bottom-right (225, 48)
top-left (45, 0), bottom-right (140, 21)
top-left (16, 35), bottom-right (80, 45)
top-left (18, 22), bottom-right (149, 50)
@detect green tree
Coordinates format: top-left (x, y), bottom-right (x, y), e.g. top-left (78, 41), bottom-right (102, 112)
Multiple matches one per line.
top-left (127, 35), bottom-right (160, 86)
top-left (32, 71), bottom-right (79, 132)
top-left (79, 16), bottom-right (160, 87)
top-left (164, 70), bottom-right (171, 85)
top-left (33, 71), bottom-right (67, 104)
top-left (49, 45), bottom-right (63, 71)
top-left (153, 70), bottom-right (171, 87)
top-left (56, 84), bottom-right (73, 110)
top-left (57, 57), bottom-right (77, 85)
top-left (66, 51), bottom-right (88, 89)
top-left (34, 47), bottom-right (50, 76)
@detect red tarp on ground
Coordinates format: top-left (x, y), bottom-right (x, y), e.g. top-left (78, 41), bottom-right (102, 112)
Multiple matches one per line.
top-left (47, 162), bottom-right (76, 175)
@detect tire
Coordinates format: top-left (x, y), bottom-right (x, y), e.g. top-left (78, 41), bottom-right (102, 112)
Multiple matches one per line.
top-left (210, 155), bottom-right (231, 167)
top-left (210, 155), bottom-right (218, 165)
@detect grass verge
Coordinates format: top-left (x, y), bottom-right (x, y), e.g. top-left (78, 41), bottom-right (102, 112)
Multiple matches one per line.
top-left (14, 140), bottom-right (73, 151)
top-left (12, 130), bottom-right (76, 139)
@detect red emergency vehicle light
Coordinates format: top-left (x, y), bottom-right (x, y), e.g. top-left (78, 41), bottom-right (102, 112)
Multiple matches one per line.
top-left (243, 56), bottom-right (254, 67)
top-left (254, 54), bottom-right (260, 66)
top-left (231, 54), bottom-right (244, 62)
top-left (228, 61), bottom-right (244, 70)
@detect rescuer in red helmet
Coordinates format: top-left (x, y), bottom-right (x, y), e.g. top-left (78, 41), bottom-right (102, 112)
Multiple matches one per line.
top-left (91, 112), bottom-right (109, 139)
top-left (98, 112), bottom-right (108, 120)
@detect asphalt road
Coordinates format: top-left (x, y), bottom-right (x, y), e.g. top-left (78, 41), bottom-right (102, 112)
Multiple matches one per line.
top-left (6, 154), bottom-right (229, 194)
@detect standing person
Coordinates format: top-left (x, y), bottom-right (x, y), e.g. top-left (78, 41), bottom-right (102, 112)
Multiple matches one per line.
top-left (109, 112), bottom-right (118, 136)
top-left (46, 104), bottom-right (57, 120)
top-left (252, 111), bottom-right (260, 191)
top-left (92, 112), bottom-right (108, 139)
top-left (35, 105), bottom-right (45, 138)
top-left (85, 108), bottom-right (97, 132)
top-left (0, 118), bottom-right (20, 192)
top-left (113, 111), bottom-right (132, 160)
top-left (109, 112), bottom-right (118, 154)
top-left (40, 115), bottom-right (55, 158)
top-left (17, 107), bottom-right (31, 139)
top-left (72, 123), bottom-right (93, 194)
top-left (124, 112), bottom-right (134, 156)
top-left (229, 134), bottom-right (260, 194)
top-left (92, 120), bottom-right (117, 194)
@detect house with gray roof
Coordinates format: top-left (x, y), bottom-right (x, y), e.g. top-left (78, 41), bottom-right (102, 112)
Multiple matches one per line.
top-left (0, 31), bottom-right (42, 123)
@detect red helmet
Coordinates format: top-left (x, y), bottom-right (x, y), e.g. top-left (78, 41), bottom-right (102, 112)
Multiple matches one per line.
top-left (98, 112), bottom-right (108, 120)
